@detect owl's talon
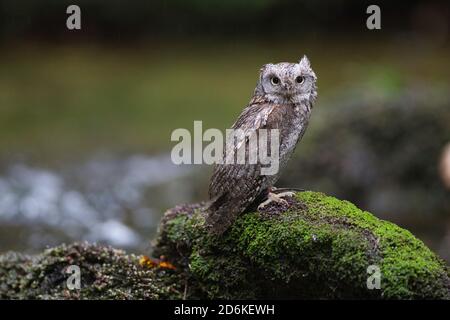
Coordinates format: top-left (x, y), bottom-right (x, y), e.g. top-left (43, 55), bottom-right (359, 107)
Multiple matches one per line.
top-left (258, 191), bottom-right (295, 210)
top-left (277, 191), bottom-right (296, 198)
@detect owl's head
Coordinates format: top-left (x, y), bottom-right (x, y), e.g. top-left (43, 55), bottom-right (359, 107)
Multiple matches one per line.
top-left (255, 55), bottom-right (317, 104)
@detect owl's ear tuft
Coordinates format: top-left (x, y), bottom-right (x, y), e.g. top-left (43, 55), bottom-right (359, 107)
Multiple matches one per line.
top-left (299, 55), bottom-right (311, 69)
top-left (260, 63), bottom-right (272, 73)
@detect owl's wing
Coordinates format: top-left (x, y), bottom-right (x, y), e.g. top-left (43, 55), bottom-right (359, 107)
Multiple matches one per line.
top-left (209, 100), bottom-right (275, 198)
top-left (206, 100), bottom-right (276, 234)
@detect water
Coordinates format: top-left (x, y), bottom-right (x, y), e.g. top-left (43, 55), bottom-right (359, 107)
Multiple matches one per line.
top-left (0, 153), bottom-right (207, 253)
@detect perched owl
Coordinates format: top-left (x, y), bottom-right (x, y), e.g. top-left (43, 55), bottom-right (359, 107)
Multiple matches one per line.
top-left (207, 56), bottom-right (317, 234)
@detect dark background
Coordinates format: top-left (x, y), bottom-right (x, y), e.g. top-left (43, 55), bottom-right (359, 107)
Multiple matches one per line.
top-left (0, 0), bottom-right (449, 262)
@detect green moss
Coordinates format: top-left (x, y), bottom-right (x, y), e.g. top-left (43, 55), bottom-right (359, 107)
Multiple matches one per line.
top-left (1, 192), bottom-right (448, 299)
top-left (0, 242), bottom-right (183, 299)
top-left (155, 191), bottom-right (450, 299)
top-left (297, 192), bottom-right (449, 298)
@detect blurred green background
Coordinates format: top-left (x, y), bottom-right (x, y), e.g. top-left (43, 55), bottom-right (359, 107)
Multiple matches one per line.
top-left (0, 0), bottom-right (449, 262)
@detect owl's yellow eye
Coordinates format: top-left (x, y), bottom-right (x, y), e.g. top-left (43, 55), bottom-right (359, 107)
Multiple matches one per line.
top-left (295, 76), bottom-right (305, 84)
top-left (270, 76), bottom-right (280, 85)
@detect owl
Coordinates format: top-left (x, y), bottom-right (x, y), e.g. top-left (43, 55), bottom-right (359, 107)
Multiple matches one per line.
top-left (207, 56), bottom-right (317, 234)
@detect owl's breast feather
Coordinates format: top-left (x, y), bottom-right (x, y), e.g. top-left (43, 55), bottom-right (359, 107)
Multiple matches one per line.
top-left (276, 103), bottom-right (311, 168)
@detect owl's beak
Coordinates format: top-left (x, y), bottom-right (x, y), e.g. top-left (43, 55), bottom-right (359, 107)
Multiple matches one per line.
top-left (282, 81), bottom-right (294, 94)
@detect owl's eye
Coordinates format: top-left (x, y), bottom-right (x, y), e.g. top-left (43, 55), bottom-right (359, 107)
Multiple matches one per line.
top-left (295, 76), bottom-right (305, 84)
top-left (270, 76), bottom-right (280, 85)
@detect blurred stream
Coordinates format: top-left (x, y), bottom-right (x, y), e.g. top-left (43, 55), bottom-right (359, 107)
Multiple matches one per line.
top-left (0, 154), bottom-right (206, 254)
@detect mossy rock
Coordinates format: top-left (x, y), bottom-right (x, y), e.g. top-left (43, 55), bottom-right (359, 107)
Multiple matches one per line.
top-left (154, 191), bottom-right (450, 299)
top-left (1, 191), bottom-right (449, 299)
top-left (0, 242), bottom-right (183, 299)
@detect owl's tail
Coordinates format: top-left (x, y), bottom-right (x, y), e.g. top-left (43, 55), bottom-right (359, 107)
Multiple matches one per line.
top-left (205, 192), bottom-right (249, 235)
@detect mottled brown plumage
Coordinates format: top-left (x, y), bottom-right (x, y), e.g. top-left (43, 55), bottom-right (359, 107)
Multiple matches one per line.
top-left (207, 56), bottom-right (318, 234)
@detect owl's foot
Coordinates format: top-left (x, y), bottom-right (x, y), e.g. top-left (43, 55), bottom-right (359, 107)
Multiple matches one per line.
top-left (271, 187), bottom-right (305, 193)
top-left (257, 191), bottom-right (296, 210)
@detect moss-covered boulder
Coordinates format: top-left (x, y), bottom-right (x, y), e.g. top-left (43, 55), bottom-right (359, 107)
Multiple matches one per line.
top-left (1, 191), bottom-right (449, 299)
top-left (154, 191), bottom-right (450, 299)
top-left (0, 242), bottom-right (183, 299)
